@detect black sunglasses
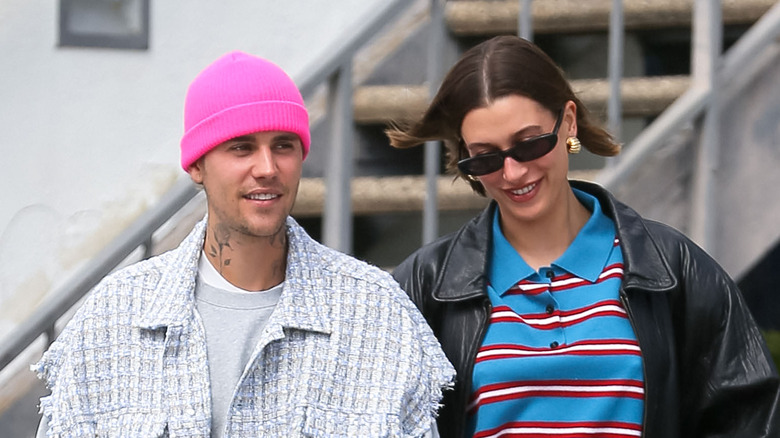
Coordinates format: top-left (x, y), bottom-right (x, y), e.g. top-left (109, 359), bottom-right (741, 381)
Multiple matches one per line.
top-left (457, 108), bottom-right (564, 177)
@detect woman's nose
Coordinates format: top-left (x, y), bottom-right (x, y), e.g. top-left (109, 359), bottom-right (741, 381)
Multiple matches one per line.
top-left (502, 155), bottom-right (528, 181)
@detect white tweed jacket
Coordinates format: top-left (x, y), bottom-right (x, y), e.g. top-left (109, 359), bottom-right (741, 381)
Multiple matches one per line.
top-left (33, 217), bottom-right (454, 437)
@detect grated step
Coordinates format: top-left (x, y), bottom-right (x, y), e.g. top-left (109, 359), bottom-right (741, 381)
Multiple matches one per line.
top-left (445, 0), bottom-right (775, 36)
top-left (353, 75), bottom-right (690, 124)
top-left (292, 171), bottom-right (598, 217)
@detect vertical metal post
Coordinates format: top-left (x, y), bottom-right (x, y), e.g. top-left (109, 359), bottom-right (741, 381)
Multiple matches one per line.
top-left (142, 236), bottom-right (153, 259)
top-left (607, 0), bottom-right (624, 144)
top-left (423, 0), bottom-right (445, 245)
top-left (518, 0), bottom-right (533, 41)
top-left (45, 325), bottom-right (57, 347)
top-left (423, 140), bottom-right (439, 244)
top-left (323, 63), bottom-right (354, 253)
top-left (690, 0), bottom-right (722, 252)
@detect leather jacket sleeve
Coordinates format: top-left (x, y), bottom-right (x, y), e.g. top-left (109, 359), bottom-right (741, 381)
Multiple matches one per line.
top-left (394, 247), bottom-right (474, 438)
top-left (645, 220), bottom-right (780, 437)
top-left (392, 209), bottom-right (496, 438)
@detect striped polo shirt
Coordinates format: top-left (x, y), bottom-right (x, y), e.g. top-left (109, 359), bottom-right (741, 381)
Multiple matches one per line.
top-left (468, 189), bottom-right (644, 438)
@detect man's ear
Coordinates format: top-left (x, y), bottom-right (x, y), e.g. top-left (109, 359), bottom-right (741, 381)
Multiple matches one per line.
top-left (187, 158), bottom-right (204, 184)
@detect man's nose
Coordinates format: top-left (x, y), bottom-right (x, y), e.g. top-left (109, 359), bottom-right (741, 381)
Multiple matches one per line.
top-left (251, 147), bottom-right (277, 178)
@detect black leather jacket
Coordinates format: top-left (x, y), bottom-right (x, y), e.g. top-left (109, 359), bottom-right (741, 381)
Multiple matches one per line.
top-left (394, 181), bottom-right (780, 438)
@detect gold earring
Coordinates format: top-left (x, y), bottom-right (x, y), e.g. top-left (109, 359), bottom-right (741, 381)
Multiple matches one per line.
top-left (566, 136), bottom-right (581, 154)
top-left (465, 174), bottom-right (479, 182)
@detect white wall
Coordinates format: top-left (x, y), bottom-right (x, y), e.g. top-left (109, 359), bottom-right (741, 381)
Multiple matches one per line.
top-left (0, 0), bottom-right (391, 336)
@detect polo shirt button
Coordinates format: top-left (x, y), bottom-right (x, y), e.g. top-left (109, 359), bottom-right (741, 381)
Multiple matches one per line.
top-left (546, 304), bottom-right (555, 314)
top-left (546, 270), bottom-right (555, 279)
top-left (550, 341), bottom-right (559, 349)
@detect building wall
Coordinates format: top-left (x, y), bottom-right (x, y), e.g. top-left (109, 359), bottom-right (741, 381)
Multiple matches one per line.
top-left (0, 0), bottom-right (389, 337)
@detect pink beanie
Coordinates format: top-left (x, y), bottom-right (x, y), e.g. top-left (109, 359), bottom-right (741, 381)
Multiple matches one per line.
top-left (180, 51), bottom-right (310, 170)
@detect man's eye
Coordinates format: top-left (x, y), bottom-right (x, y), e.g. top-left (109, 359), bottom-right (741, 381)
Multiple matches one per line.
top-left (230, 143), bottom-right (251, 151)
top-left (275, 142), bottom-right (294, 150)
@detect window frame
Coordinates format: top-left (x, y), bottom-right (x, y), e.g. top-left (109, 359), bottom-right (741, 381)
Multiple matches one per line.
top-left (58, 0), bottom-right (150, 50)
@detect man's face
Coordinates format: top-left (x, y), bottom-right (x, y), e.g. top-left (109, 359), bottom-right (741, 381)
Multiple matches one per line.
top-left (187, 131), bottom-right (303, 242)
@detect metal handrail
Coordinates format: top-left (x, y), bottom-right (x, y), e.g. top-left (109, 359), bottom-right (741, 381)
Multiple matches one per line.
top-left (597, 0), bottom-right (780, 250)
top-left (598, 1), bottom-right (780, 190)
top-left (0, 0), bottom-right (416, 374)
top-left (295, 0), bottom-right (413, 97)
top-left (0, 178), bottom-right (200, 371)
top-left (596, 0), bottom-right (780, 253)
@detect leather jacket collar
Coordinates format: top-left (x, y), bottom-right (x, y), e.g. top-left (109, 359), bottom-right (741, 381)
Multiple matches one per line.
top-left (432, 180), bottom-right (677, 303)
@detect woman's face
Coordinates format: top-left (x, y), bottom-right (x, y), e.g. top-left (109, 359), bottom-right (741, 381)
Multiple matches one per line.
top-left (460, 95), bottom-right (577, 229)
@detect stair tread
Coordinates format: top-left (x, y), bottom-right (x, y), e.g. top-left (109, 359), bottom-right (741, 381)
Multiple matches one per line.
top-left (445, 0), bottom-right (775, 35)
top-left (292, 171), bottom-right (598, 217)
top-left (353, 75), bottom-right (691, 123)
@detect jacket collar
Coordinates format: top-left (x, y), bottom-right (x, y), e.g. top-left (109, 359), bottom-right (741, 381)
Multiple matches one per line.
top-left (136, 216), bottom-right (332, 334)
top-left (432, 204), bottom-right (495, 302)
top-left (571, 180), bottom-right (677, 293)
top-left (271, 217), bottom-right (332, 335)
top-left (135, 218), bottom-right (206, 329)
top-left (432, 180), bottom-right (676, 302)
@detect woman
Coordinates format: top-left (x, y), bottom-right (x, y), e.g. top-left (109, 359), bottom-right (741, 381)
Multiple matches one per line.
top-left (387, 35), bottom-right (779, 438)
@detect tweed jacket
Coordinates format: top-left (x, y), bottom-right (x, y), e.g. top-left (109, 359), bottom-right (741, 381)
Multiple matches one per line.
top-left (34, 217), bottom-right (454, 437)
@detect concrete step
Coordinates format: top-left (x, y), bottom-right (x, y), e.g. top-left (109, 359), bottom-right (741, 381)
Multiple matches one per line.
top-left (445, 0), bottom-right (775, 36)
top-left (291, 171), bottom-right (598, 217)
top-left (352, 75), bottom-right (689, 124)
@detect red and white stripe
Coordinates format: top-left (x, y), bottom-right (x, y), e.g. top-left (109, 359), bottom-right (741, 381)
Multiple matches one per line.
top-left (473, 421), bottom-right (642, 438)
top-left (490, 299), bottom-right (627, 329)
top-left (468, 379), bottom-right (645, 415)
top-left (507, 280), bottom-right (551, 295)
top-left (506, 264), bottom-right (624, 296)
top-left (475, 339), bottom-right (641, 363)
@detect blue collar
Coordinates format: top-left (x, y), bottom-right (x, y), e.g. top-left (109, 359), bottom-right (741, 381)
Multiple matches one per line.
top-left (488, 188), bottom-right (617, 294)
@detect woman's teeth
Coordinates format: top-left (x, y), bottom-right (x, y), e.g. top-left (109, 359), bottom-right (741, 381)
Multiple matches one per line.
top-left (511, 183), bottom-right (536, 195)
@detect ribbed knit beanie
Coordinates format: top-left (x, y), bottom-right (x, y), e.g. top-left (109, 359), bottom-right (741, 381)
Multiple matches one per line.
top-left (180, 51), bottom-right (310, 170)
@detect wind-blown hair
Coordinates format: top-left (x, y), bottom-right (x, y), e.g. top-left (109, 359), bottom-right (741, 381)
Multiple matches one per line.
top-left (386, 35), bottom-right (620, 196)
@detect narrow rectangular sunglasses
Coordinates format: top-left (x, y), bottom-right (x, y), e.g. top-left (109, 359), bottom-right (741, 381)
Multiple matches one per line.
top-left (457, 108), bottom-right (564, 176)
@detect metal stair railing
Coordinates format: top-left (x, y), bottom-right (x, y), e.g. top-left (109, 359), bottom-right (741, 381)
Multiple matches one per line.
top-left (519, 0), bottom-right (626, 153)
top-left (596, 0), bottom-right (780, 252)
top-left (517, 0), bottom-right (779, 253)
top-left (0, 0), bottom-right (418, 374)
top-left (298, 0), bottom-right (445, 248)
top-left (513, 0), bottom-right (780, 254)
top-left (0, 178), bottom-right (200, 372)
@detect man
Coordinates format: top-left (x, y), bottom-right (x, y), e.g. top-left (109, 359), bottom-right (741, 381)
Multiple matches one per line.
top-left (33, 51), bottom-right (454, 437)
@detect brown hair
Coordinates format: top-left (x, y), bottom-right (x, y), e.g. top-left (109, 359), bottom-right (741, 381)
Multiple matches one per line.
top-left (386, 35), bottom-right (620, 196)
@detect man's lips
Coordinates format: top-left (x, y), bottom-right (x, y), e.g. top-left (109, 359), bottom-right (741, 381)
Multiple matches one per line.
top-left (244, 192), bottom-right (280, 201)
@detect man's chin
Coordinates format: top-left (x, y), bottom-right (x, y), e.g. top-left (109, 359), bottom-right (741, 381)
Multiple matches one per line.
top-left (237, 221), bottom-right (288, 240)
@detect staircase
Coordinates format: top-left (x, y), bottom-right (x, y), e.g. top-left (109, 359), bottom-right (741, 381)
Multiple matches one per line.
top-left (337, 0), bottom-right (777, 269)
